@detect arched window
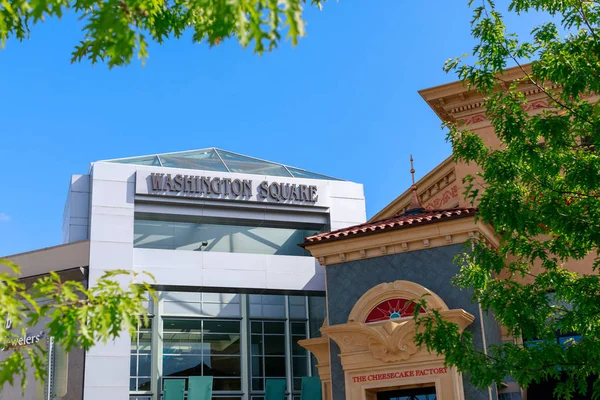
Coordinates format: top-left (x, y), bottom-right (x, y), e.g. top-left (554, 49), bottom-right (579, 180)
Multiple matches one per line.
top-left (364, 298), bottom-right (425, 323)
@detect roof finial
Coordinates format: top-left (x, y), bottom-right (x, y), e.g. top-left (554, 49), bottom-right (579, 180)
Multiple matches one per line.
top-left (410, 154), bottom-right (416, 186)
top-left (405, 154), bottom-right (425, 214)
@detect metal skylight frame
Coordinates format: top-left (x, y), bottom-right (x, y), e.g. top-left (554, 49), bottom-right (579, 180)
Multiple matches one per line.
top-left (213, 149), bottom-right (231, 172)
top-left (101, 147), bottom-right (343, 180)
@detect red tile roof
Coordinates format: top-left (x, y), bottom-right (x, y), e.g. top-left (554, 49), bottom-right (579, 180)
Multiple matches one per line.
top-left (302, 208), bottom-right (478, 246)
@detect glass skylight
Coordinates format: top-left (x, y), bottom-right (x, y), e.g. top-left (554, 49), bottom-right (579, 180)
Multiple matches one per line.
top-left (159, 149), bottom-right (228, 172)
top-left (104, 148), bottom-right (342, 180)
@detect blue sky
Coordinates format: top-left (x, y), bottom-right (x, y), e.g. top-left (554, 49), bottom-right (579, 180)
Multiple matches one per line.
top-left (0, 1), bottom-right (546, 255)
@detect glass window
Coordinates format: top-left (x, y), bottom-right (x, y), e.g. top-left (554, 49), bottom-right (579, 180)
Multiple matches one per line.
top-left (130, 319), bottom-right (153, 393)
top-left (290, 322), bottom-right (309, 392)
top-left (289, 296), bottom-right (307, 320)
top-left (250, 320), bottom-right (287, 394)
top-left (163, 291), bottom-right (241, 318)
top-left (162, 318), bottom-right (242, 392)
top-left (250, 295), bottom-right (286, 319)
top-left (134, 219), bottom-right (322, 257)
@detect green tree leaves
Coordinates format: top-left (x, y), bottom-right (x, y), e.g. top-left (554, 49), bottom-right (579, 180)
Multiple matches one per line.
top-left (0, 0), bottom-right (325, 66)
top-left (416, 1), bottom-right (600, 398)
top-left (0, 259), bottom-right (153, 391)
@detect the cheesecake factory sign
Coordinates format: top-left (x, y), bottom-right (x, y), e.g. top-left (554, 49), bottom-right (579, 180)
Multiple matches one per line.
top-left (143, 172), bottom-right (319, 203)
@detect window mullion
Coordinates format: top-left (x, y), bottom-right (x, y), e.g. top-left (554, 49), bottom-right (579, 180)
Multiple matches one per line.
top-left (284, 296), bottom-right (292, 400)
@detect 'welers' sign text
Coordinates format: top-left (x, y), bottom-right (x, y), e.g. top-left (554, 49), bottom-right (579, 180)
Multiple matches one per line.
top-left (148, 173), bottom-right (319, 203)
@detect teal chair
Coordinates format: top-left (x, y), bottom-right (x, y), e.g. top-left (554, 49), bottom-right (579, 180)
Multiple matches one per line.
top-left (164, 379), bottom-right (185, 400)
top-left (188, 376), bottom-right (213, 400)
top-left (265, 378), bottom-right (286, 400)
top-left (300, 376), bottom-right (322, 400)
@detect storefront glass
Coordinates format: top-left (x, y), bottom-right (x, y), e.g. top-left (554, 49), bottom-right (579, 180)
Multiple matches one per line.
top-left (163, 319), bottom-right (242, 391)
top-left (131, 319), bottom-right (153, 392)
top-left (129, 292), bottom-right (325, 400)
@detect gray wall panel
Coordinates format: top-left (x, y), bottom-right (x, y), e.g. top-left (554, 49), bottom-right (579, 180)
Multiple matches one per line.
top-left (324, 244), bottom-right (498, 400)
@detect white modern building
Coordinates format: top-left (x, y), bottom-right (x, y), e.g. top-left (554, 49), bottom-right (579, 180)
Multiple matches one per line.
top-left (10, 148), bottom-right (366, 400)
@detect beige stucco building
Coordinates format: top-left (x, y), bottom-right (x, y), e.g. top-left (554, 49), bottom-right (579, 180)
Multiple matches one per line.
top-left (299, 65), bottom-right (597, 400)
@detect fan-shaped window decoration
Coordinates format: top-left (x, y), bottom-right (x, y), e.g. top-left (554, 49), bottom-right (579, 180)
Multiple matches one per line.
top-left (364, 298), bottom-right (425, 323)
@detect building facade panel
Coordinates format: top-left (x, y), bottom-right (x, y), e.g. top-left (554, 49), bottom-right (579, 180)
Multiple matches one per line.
top-left (324, 245), bottom-right (494, 400)
top-left (61, 152), bottom-right (366, 400)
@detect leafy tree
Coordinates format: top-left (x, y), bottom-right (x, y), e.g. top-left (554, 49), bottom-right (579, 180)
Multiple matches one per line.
top-left (414, 1), bottom-right (600, 399)
top-left (0, 259), bottom-right (153, 390)
top-left (0, 0), bottom-right (322, 67)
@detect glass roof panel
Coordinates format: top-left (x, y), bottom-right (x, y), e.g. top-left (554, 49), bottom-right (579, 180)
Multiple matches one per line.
top-left (286, 166), bottom-right (341, 181)
top-left (109, 155), bottom-right (162, 166)
top-left (104, 148), bottom-right (344, 180)
top-left (159, 149), bottom-right (228, 172)
top-left (215, 149), bottom-right (293, 177)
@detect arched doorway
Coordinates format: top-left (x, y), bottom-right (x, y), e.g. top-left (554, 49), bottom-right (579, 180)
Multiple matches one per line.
top-left (300, 280), bottom-right (475, 400)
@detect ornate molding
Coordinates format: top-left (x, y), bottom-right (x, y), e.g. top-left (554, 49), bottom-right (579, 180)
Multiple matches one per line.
top-left (348, 280), bottom-right (449, 323)
top-left (323, 310), bottom-right (474, 364)
top-left (395, 170), bottom-right (457, 215)
top-left (323, 320), bottom-right (419, 363)
top-left (424, 185), bottom-right (460, 210)
top-left (308, 217), bottom-right (499, 266)
top-left (298, 337), bottom-right (330, 367)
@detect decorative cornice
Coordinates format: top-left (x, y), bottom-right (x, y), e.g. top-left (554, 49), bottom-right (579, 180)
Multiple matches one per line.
top-left (306, 216), bottom-right (498, 267)
top-left (298, 337), bottom-right (330, 368)
top-left (420, 63), bottom-right (598, 128)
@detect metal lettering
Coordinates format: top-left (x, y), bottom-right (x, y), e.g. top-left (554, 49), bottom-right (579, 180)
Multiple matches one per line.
top-left (269, 183), bottom-right (281, 201)
top-left (173, 174), bottom-right (184, 192)
top-left (291, 184), bottom-right (300, 201)
top-left (150, 173), bottom-right (164, 191)
top-left (202, 177), bottom-right (212, 194)
top-left (146, 172), bottom-right (317, 204)
top-left (258, 181), bottom-right (269, 198)
top-left (222, 178), bottom-right (232, 196)
top-left (211, 178), bottom-right (222, 194)
top-left (243, 180), bottom-right (252, 196)
top-left (299, 184), bottom-right (309, 201)
top-left (164, 174), bottom-right (174, 191)
top-left (309, 185), bottom-right (318, 202)
top-left (184, 175), bottom-right (195, 192)
top-left (231, 179), bottom-right (242, 196)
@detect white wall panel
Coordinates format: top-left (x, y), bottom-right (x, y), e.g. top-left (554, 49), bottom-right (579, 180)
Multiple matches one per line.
top-left (68, 192), bottom-right (90, 219)
top-left (67, 225), bottom-right (89, 243)
top-left (202, 251), bottom-right (267, 271)
top-left (90, 162), bottom-right (137, 182)
top-left (90, 214), bottom-right (134, 243)
top-left (89, 241), bottom-right (132, 271)
top-left (90, 179), bottom-right (135, 208)
top-left (134, 249), bottom-right (326, 291)
top-left (83, 355), bottom-right (130, 387)
top-left (328, 197), bottom-right (367, 224)
top-left (202, 268), bottom-right (267, 289)
top-left (141, 266), bottom-right (203, 287)
top-left (85, 163), bottom-right (136, 400)
top-left (86, 335), bottom-right (131, 357)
